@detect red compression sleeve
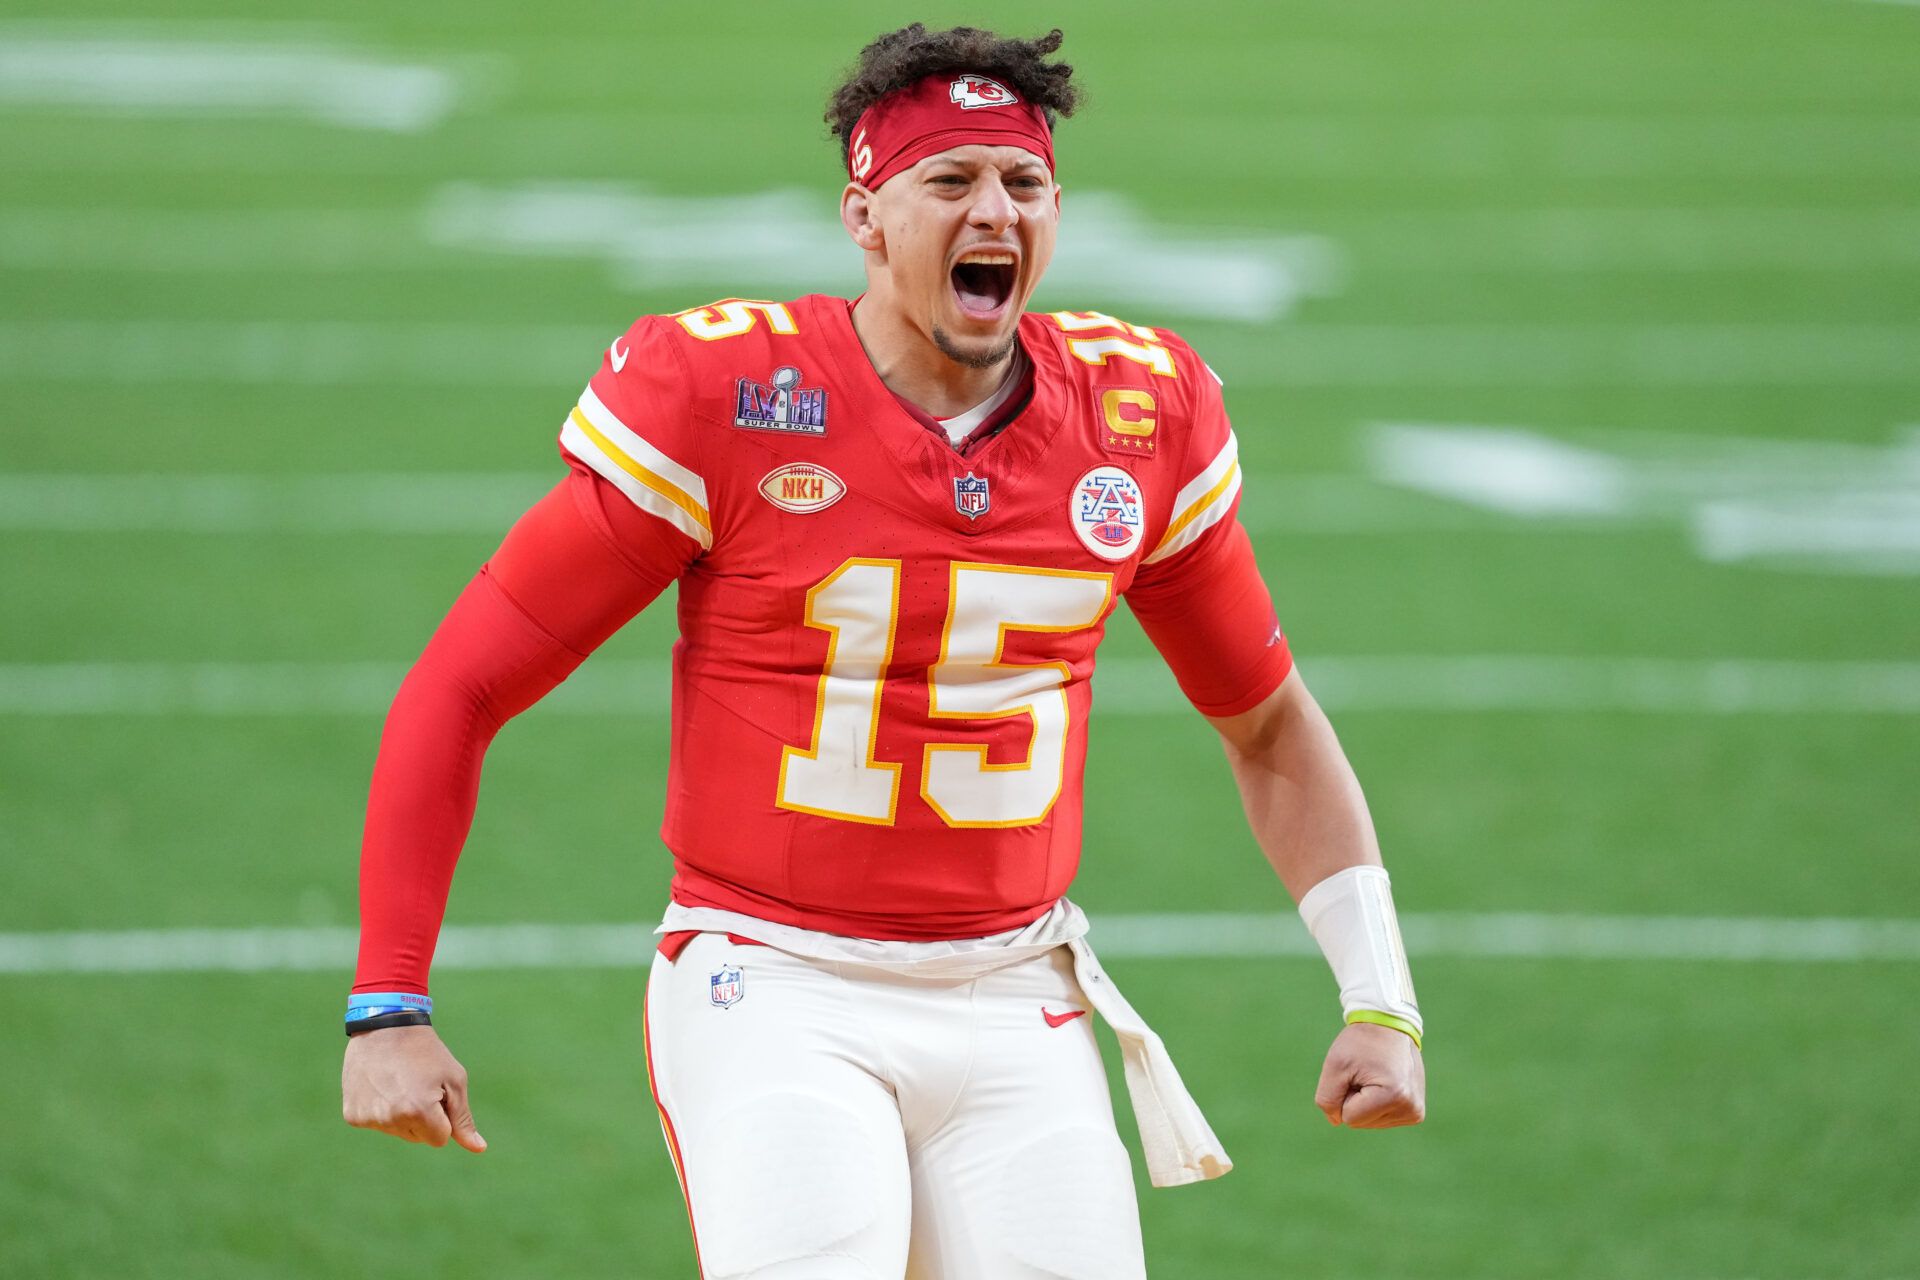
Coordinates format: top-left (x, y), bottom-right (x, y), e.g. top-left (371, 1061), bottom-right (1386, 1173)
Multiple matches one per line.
top-left (1124, 501), bottom-right (1294, 718)
top-left (352, 467), bottom-right (693, 995)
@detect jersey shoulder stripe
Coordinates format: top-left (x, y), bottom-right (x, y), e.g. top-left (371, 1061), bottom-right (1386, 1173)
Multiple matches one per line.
top-left (1144, 430), bottom-right (1240, 565)
top-left (560, 384), bottom-right (711, 548)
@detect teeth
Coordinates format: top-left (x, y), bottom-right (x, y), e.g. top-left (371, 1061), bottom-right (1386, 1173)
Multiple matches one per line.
top-left (957, 253), bottom-right (1016, 266)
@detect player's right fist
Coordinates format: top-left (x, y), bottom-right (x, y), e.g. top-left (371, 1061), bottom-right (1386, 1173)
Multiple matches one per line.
top-left (341, 1024), bottom-right (488, 1153)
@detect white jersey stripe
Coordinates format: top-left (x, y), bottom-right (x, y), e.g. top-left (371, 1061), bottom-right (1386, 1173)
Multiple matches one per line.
top-left (576, 386), bottom-right (709, 510)
top-left (560, 413), bottom-right (711, 549)
top-left (1145, 432), bottom-right (1242, 564)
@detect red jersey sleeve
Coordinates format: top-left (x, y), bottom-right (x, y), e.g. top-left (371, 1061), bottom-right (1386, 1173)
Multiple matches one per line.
top-left (352, 317), bottom-right (708, 999)
top-left (557, 315), bottom-right (713, 556)
top-left (1124, 350), bottom-right (1292, 718)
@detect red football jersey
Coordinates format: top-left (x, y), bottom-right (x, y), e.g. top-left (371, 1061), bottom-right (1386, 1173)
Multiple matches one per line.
top-left (558, 295), bottom-right (1285, 939)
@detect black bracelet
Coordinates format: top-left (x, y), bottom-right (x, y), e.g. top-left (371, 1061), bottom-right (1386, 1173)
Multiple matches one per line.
top-left (345, 1010), bottom-right (433, 1037)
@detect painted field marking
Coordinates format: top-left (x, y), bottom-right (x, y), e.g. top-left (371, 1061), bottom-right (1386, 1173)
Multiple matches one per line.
top-left (10, 204), bottom-right (1920, 276)
top-left (0, 187), bottom-right (1340, 323)
top-left (0, 472), bottom-right (1463, 536)
top-left (3, 109), bottom-right (1911, 179)
top-left (1696, 492), bottom-right (1920, 573)
top-left (2, 912), bottom-right (1916, 975)
top-left (0, 472), bottom-right (558, 534)
top-left (7, 321), bottom-right (1920, 387)
top-left (1370, 422), bottom-right (1920, 574)
top-left (0, 208), bottom-right (438, 273)
top-left (1341, 207), bottom-right (1920, 271)
top-left (0, 319), bottom-right (606, 386)
top-left (2, 656), bottom-right (1918, 717)
top-left (0, 31), bottom-right (462, 131)
top-left (425, 183), bottom-right (1341, 322)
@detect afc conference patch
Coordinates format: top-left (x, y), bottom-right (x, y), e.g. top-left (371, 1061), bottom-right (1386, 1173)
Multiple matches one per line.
top-left (734, 365), bottom-right (827, 436)
top-left (1070, 465), bottom-right (1145, 561)
top-left (709, 965), bottom-right (745, 1009)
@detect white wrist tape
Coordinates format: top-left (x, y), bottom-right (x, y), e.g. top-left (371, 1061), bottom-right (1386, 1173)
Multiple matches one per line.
top-left (1298, 865), bottom-right (1421, 1036)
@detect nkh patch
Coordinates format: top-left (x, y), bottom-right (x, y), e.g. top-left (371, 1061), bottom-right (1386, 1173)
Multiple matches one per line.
top-left (759, 462), bottom-right (845, 514)
top-left (953, 471), bottom-right (991, 520)
top-left (1071, 465), bottom-right (1145, 561)
top-left (735, 365), bottom-right (827, 435)
top-left (709, 965), bottom-right (745, 1009)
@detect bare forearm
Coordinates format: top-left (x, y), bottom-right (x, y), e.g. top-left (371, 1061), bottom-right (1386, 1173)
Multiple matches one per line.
top-left (1207, 670), bottom-right (1380, 902)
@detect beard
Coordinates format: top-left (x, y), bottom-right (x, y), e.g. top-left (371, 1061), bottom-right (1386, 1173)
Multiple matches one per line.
top-left (931, 322), bottom-right (1020, 370)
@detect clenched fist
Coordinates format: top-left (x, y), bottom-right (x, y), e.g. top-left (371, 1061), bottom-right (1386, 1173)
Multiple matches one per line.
top-left (1314, 1021), bottom-right (1426, 1129)
top-left (341, 1024), bottom-right (488, 1152)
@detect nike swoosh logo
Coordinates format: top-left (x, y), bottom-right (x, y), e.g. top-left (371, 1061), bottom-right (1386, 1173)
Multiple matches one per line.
top-left (1041, 1007), bottom-right (1087, 1028)
top-left (610, 340), bottom-right (630, 372)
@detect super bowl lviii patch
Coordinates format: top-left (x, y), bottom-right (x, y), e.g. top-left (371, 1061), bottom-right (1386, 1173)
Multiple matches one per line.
top-left (735, 366), bottom-right (827, 436)
top-left (1071, 465), bottom-right (1145, 561)
top-left (709, 965), bottom-right (745, 1009)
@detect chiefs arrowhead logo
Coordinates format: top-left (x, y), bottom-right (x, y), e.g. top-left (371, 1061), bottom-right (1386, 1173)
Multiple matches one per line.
top-left (950, 75), bottom-right (1018, 110)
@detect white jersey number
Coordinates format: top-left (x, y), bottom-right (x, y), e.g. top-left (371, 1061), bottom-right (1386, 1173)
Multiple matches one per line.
top-left (777, 560), bottom-right (1113, 828)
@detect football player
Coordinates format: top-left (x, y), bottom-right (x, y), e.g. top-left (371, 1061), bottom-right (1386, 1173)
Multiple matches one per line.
top-left (342, 23), bottom-right (1424, 1280)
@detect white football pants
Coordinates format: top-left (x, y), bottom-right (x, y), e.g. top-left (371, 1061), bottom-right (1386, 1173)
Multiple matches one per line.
top-left (644, 932), bottom-right (1148, 1280)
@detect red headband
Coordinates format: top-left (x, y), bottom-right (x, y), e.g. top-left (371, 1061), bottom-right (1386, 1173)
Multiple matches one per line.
top-left (847, 71), bottom-right (1054, 191)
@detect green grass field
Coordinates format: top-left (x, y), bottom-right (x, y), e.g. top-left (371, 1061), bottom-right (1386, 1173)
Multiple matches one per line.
top-left (4, 1), bottom-right (1918, 1276)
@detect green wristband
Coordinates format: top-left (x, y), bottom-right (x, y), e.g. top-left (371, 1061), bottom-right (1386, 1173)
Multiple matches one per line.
top-left (1346, 1009), bottom-right (1423, 1050)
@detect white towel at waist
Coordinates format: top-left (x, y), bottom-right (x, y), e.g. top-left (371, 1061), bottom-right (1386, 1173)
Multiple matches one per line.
top-left (655, 898), bottom-right (1232, 1188)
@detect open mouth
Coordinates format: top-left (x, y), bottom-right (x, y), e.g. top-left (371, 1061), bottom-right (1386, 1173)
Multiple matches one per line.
top-left (950, 252), bottom-right (1018, 320)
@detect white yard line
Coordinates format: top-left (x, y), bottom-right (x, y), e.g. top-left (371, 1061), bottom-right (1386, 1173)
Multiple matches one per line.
top-left (1367, 422), bottom-right (1920, 575)
top-left (0, 183), bottom-right (1338, 322)
top-left (0, 320), bottom-right (606, 387)
top-left (2, 912), bottom-right (1915, 975)
top-left (0, 472), bottom-right (559, 534)
top-left (1341, 207), bottom-right (1920, 272)
top-left (10, 205), bottom-right (1920, 275)
top-left (0, 185), bottom-right (1341, 324)
top-left (0, 208), bottom-right (440, 273)
top-left (5, 321), bottom-right (1919, 387)
top-left (2, 656), bottom-right (1917, 717)
top-left (0, 33), bottom-right (462, 132)
top-left (3, 111), bottom-right (1911, 178)
top-left (0, 472), bottom-right (1464, 536)
top-left (424, 183), bottom-right (1341, 322)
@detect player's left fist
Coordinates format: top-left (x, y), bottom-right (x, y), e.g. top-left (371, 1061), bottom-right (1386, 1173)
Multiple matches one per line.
top-left (1313, 1021), bottom-right (1425, 1129)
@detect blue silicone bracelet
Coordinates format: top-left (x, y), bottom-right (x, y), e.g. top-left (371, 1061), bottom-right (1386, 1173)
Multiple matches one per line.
top-left (345, 991), bottom-right (431, 1020)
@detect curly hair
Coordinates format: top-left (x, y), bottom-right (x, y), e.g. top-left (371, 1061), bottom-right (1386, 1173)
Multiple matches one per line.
top-left (824, 24), bottom-right (1081, 167)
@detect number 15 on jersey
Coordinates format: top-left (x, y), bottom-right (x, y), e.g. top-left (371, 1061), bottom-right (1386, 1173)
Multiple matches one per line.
top-left (777, 559), bottom-right (1113, 830)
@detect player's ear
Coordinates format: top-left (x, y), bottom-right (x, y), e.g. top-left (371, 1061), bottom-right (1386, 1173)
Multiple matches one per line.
top-left (841, 183), bottom-right (883, 253)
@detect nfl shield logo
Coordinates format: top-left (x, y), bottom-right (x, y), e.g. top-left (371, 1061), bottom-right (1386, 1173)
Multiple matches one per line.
top-left (953, 472), bottom-right (991, 521)
top-left (709, 965), bottom-right (745, 1009)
